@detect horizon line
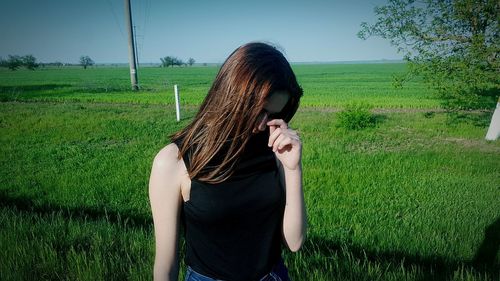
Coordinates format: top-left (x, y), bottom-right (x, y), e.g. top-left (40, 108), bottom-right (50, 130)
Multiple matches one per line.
top-left (37, 59), bottom-right (405, 65)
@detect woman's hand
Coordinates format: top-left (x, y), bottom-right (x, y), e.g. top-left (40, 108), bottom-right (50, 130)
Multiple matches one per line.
top-left (268, 119), bottom-right (306, 252)
top-left (267, 119), bottom-right (302, 171)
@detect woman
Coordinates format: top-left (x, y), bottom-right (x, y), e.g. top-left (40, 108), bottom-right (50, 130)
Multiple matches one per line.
top-left (149, 42), bottom-right (307, 281)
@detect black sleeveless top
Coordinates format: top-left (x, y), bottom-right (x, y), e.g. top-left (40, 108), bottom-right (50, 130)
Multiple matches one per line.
top-left (175, 130), bottom-right (286, 281)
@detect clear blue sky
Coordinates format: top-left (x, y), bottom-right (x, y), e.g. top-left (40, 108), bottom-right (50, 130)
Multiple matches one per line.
top-left (0, 0), bottom-right (401, 64)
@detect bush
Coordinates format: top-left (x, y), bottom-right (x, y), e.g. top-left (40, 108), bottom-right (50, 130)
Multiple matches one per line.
top-left (22, 55), bottom-right (38, 70)
top-left (336, 103), bottom-right (377, 130)
top-left (6, 55), bottom-right (22, 71)
top-left (2, 54), bottom-right (39, 70)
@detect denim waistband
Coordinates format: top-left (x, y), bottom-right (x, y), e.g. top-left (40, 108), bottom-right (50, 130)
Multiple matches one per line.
top-left (184, 259), bottom-right (290, 281)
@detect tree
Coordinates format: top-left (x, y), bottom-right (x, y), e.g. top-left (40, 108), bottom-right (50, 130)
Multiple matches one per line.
top-left (79, 55), bottom-right (94, 69)
top-left (173, 57), bottom-right (184, 67)
top-left (188, 57), bottom-right (195, 66)
top-left (160, 56), bottom-right (174, 67)
top-left (358, 0), bottom-right (499, 110)
top-left (6, 55), bottom-right (22, 71)
top-left (22, 55), bottom-right (39, 70)
top-left (160, 56), bottom-right (185, 67)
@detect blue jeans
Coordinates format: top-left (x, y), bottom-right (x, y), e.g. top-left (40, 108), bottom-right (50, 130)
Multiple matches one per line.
top-left (184, 259), bottom-right (291, 281)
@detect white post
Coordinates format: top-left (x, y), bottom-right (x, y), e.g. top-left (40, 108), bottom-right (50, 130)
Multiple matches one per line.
top-left (174, 84), bottom-right (181, 122)
top-left (485, 99), bottom-right (500, 140)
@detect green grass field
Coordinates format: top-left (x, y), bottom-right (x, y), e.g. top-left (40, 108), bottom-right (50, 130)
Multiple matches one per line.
top-left (0, 64), bottom-right (438, 108)
top-left (0, 64), bottom-right (499, 281)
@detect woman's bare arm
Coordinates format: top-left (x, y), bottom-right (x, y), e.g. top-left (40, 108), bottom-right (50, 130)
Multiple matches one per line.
top-left (280, 163), bottom-right (306, 252)
top-left (267, 119), bottom-right (307, 252)
top-left (149, 144), bottom-right (183, 281)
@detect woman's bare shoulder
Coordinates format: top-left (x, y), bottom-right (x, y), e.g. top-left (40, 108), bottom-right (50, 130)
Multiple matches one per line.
top-left (152, 143), bottom-right (181, 169)
top-left (150, 143), bottom-right (190, 201)
top-left (150, 143), bottom-right (182, 190)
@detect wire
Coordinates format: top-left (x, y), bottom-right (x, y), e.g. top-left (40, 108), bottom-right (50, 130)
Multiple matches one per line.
top-left (106, 0), bottom-right (126, 40)
top-left (135, 0), bottom-right (152, 85)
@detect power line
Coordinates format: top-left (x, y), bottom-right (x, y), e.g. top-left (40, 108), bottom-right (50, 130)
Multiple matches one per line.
top-left (106, 0), bottom-right (126, 40)
top-left (136, 0), bottom-right (150, 64)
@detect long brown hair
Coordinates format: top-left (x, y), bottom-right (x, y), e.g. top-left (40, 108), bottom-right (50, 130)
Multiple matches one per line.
top-left (171, 42), bottom-right (303, 183)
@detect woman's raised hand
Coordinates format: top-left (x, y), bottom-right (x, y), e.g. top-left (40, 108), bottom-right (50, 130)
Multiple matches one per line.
top-left (267, 119), bottom-right (302, 171)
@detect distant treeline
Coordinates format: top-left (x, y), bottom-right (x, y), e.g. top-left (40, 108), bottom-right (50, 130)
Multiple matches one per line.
top-left (0, 54), bottom-right (205, 70)
top-left (0, 54), bottom-right (83, 70)
top-left (0, 55), bottom-right (41, 70)
top-left (160, 56), bottom-right (196, 67)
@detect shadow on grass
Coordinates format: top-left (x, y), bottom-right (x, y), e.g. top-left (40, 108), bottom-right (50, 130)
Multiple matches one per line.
top-left (374, 113), bottom-right (388, 125)
top-left (473, 217), bottom-right (500, 269)
top-left (300, 222), bottom-right (499, 280)
top-left (446, 110), bottom-right (494, 128)
top-left (0, 191), bottom-right (151, 229)
top-left (0, 84), bottom-right (71, 93)
top-left (71, 86), bottom-right (130, 93)
top-left (1, 191), bottom-right (498, 280)
top-left (0, 84), bottom-right (74, 102)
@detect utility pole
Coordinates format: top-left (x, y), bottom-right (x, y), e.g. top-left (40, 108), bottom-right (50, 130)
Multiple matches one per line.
top-left (125, 0), bottom-right (138, 90)
top-left (133, 25), bottom-right (140, 70)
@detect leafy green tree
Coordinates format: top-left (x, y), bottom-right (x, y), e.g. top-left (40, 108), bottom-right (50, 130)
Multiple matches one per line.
top-left (173, 57), bottom-right (184, 67)
top-left (188, 57), bottom-right (195, 66)
top-left (160, 56), bottom-right (174, 67)
top-left (358, 0), bottom-right (499, 110)
top-left (161, 56), bottom-right (185, 67)
top-left (6, 55), bottom-right (22, 71)
top-left (22, 55), bottom-right (39, 70)
top-left (79, 55), bottom-right (94, 69)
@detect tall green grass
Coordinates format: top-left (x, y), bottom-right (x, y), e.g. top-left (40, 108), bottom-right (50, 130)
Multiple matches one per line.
top-left (1, 98), bottom-right (498, 280)
top-left (0, 64), bottom-right (439, 108)
top-left (1, 64), bottom-right (498, 280)
top-left (0, 206), bottom-right (153, 281)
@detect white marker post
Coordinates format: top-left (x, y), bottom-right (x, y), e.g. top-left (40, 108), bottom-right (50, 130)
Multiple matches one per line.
top-left (174, 84), bottom-right (181, 122)
top-left (485, 97), bottom-right (500, 140)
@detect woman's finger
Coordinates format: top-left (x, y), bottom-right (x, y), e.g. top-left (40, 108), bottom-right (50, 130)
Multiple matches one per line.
top-left (272, 134), bottom-right (288, 152)
top-left (276, 138), bottom-right (295, 152)
top-left (266, 119), bottom-right (288, 129)
top-left (269, 124), bottom-right (277, 136)
top-left (268, 127), bottom-right (283, 147)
